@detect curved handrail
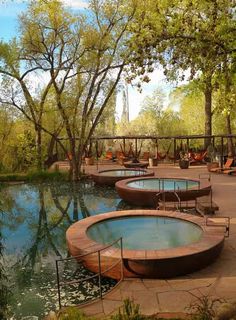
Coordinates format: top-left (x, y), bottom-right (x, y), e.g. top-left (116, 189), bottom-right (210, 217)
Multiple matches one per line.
top-left (55, 237), bottom-right (123, 309)
top-left (156, 190), bottom-right (181, 210)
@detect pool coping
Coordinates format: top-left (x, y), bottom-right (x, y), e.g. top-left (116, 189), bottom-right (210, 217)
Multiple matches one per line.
top-left (91, 169), bottom-right (154, 186)
top-left (115, 177), bottom-right (211, 206)
top-left (66, 210), bottom-right (225, 261)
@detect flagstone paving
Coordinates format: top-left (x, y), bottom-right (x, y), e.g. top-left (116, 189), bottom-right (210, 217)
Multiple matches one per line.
top-left (78, 164), bottom-right (236, 317)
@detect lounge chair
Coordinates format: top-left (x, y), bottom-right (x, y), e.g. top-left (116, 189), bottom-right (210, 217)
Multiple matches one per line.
top-left (227, 169), bottom-right (236, 176)
top-left (210, 158), bottom-right (234, 173)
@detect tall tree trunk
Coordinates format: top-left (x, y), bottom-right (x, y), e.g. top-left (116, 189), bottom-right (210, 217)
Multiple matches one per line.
top-left (224, 57), bottom-right (234, 158)
top-left (72, 183), bottom-right (79, 221)
top-left (226, 114), bottom-right (234, 157)
top-left (204, 76), bottom-right (213, 149)
top-left (35, 125), bottom-right (43, 170)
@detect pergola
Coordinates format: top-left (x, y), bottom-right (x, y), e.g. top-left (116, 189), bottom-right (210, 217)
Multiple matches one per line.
top-left (91, 134), bottom-right (236, 167)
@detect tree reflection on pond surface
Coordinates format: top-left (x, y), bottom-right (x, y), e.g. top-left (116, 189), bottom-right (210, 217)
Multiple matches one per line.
top-left (1, 181), bottom-right (124, 319)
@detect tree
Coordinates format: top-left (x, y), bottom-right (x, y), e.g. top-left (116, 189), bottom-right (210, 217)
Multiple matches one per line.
top-left (170, 82), bottom-right (205, 137)
top-left (126, 0), bottom-right (236, 147)
top-left (0, 0), bottom-right (137, 179)
top-left (125, 88), bottom-right (182, 140)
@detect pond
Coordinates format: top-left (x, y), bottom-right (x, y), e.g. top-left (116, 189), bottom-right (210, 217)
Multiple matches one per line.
top-left (0, 181), bottom-right (135, 319)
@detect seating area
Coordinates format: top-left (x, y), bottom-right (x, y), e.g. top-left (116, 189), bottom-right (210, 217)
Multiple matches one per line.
top-left (210, 158), bottom-right (235, 174)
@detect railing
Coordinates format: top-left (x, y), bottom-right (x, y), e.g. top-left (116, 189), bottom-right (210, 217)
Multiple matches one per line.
top-left (156, 191), bottom-right (181, 211)
top-left (56, 237), bottom-right (123, 309)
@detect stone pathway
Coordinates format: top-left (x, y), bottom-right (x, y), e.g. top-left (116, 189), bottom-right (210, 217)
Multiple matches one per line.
top-left (77, 164), bottom-right (236, 317)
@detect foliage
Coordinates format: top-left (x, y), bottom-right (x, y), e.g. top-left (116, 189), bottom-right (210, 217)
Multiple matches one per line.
top-left (126, 0), bottom-right (236, 144)
top-left (0, 171), bottom-right (69, 182)
top-left (111, 298), bottom-right (144, 320)
top-left (0, 185), bottom-right (12, 319)
top-left (171, 83), bottom-right (205, 136)
top-left (26, 170), bottom-right (69, 182)
top-left (0, 0), bottom-right (137, 180)
top-left (120, 88), bottom-right (183, 139)
top-left (179, 151), bottom-right (189, 161)
top-left (215, 302), bottom-right (236, 320)
top-left (58, 307), bottom-right (94, 320)
top-left (186, 295), bottom-right (222, 320)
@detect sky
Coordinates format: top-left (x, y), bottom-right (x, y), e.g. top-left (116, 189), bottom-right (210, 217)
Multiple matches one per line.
top-left (0, 0), bottom-right (173, 121)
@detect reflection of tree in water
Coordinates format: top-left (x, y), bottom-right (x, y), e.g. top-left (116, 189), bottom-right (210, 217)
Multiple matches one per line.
top-left (2, 181), bottom-right (120, 272)
top-left (0, 215), bottom-right (12, 319)
top-left (116, 199), bottom-right (146, 211)
top-left (1, 181), bottom-right (119, 318)
top-left (0, 182), bottom-right (13, 319)
top-left (51, 181), bottom-right (120, 216)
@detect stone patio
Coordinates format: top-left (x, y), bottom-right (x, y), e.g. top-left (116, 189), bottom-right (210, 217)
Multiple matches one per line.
top-left (77, 163), bottom-right (236, 317)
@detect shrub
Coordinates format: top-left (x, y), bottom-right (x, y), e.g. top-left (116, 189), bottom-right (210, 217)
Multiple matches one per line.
top-left (187, 295), bottom-right (222, 320)
top-left (215, 302), bottom-right (236, 320)
top-left (57, 307), bottom-right (92, 320)
top-left (26, 170), bottom-right (68, 182)
top-left (111, 298), bottom-right (144, 320)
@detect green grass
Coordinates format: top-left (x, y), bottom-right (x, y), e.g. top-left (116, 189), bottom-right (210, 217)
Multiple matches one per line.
top-left (0, 170), bottom-right (69, 182)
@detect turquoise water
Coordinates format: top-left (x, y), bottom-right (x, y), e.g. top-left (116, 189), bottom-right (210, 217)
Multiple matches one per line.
top-left (87, 216), bottom-right (202, 250)
top-left (0, 182), bottom-right (126, 319)
top-left (127, 178), bottom-right (199, 190)
top-left (100, 170), bottom-right (146, 176)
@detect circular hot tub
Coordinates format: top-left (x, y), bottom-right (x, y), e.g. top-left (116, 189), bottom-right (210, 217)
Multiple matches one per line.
top-left (87, 215), bottom-right (203, 250)
top-left (115, 177), bottom-right (211, 207)
top-left (91, 169), bottom-right (154, 186)
top-left (66, 210), bottom-right (225, 279)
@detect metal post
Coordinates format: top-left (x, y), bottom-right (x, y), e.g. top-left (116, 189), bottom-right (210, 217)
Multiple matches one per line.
top-left (96, 140), bottom-right (99, 171)
top-left (187, 138), bottom-right (189, 151)
top-left (56, 259), bottom-right (62, 309)
top-left (120, 238), bottom-right (124, 280)
top-left (221, 136), bottom-right (224, 168)
top-left (174, 138), bottom-right (176, 165)
top-left (98, 251), bottom-right (102, 300)
top-left (210, 188), bottom-right (213, 208)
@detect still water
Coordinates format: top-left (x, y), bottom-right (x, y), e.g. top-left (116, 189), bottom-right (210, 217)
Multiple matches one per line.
top-left (0, 181), bottom-right (130, 319)
top-left (87, 216), bottom-right (202, 250)
top-left (99, 169), bottom-right (146, 176)
top-left (127, 178), bottom-right (199, 190)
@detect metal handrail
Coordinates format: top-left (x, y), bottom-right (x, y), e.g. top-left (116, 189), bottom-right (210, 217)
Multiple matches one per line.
top-left (156, 190), bottom-right (181, 211)
top-left (56, 237), bottom-right (122, 262)
top-left (56, 237), bottom-right (123, 309)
